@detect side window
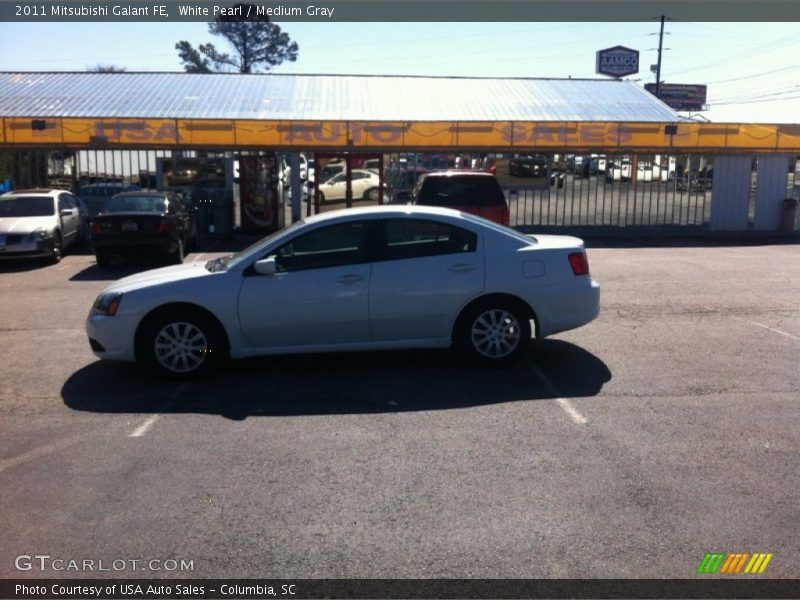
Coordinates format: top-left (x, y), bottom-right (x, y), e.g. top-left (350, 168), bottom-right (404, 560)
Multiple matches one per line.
top-left (58, 195), bottom-right (75, 210)
top-left (381, 219), bottom-right (477, 261)
top-left (272, 221), bottom-right (369, 272)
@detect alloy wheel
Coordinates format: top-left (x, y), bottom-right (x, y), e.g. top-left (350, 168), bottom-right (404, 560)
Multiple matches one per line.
top-left (153, 321), bottom-right (209, 374)
top-left (470, 309), bottom-right (522, 359)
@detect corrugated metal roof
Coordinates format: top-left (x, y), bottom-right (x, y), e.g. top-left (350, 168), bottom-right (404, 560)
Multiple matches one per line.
top-left (0, 72), bottom-right (679, 122)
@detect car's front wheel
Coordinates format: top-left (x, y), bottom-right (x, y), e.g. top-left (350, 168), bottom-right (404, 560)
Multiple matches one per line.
top-left (49, 232), bottom-right (63, 264)
top-left (455, 299), bottom-right (531, 365)
top-left (140, 309), bottom-right (225, 378)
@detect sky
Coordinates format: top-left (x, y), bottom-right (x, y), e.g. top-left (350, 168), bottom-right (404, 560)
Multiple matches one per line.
top-left (0, 21), bottom-right (798, 123)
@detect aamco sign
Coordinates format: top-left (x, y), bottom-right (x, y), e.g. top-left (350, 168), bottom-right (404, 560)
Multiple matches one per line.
top-left (596, 45), bottom-right (640, 78)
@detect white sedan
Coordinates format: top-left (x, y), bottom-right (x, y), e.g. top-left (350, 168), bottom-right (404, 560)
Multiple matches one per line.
top-left (86, 206), bottom-right (600, 377)
top-left (317, 169), bottom-right (382, 202)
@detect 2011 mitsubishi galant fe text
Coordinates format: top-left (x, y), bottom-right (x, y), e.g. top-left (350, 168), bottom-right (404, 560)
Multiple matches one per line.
top-left (86, 206), bottom-right (600, 378)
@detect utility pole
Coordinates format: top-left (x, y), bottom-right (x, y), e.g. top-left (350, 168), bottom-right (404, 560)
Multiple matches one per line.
top-left (655, 14), bottom-right (665, 98)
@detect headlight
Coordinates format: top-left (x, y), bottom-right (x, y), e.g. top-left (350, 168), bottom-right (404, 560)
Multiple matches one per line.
top-left (92, 292), bottom-right (123, 316)
top-left (27, 227), bottom-right (51, 241)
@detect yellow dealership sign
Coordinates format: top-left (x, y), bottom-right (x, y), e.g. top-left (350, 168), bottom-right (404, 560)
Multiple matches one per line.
top-left (2, 117), bottom-right (799, 153)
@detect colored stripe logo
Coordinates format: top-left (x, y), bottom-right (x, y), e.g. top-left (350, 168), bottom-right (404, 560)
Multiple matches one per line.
top-left (697, 552), bottom-right (773, 574)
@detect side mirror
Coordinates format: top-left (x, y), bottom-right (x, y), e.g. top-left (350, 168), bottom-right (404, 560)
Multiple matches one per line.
top-left (253, 256), bottom-right (278, 275)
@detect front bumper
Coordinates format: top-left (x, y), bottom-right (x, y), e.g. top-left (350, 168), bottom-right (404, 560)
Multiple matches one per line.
top-left (86, 311), bottom-right (140, 362)
top-left (0, 236), bottom-right (55, 259)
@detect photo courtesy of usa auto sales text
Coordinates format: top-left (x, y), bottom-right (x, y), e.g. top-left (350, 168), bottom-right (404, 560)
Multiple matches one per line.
top-left (15, 583), bottom-right (300, 597)
top-left (15, 584), bottom-right (204, 597)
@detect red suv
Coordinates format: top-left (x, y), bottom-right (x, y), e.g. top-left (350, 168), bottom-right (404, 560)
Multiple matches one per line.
top-left (410, 171), bottom-right (510, 226)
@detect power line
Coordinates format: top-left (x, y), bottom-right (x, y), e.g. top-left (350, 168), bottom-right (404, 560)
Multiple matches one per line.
top-left (663, 32), bottom-right (800, 77)
top-left (705, 65), bottom-right (800, 85)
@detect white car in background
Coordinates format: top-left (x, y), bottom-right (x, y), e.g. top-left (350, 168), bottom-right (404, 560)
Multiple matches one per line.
top-left (318, 169), bottom-right (383, 202)
top-left (0, 189), bottom-right (86, 263)
top-left (280, 153), bottom-right (312, 183)
top-left (86, 205), bottom-right (600, 378)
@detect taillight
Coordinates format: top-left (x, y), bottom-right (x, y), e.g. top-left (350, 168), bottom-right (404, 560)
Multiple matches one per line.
top-left (158, 221), bottom-right (172, 233)
top-left (90, 222), bottom-right (102, 235)
top-left (568, 252), bottom-right (589, 276)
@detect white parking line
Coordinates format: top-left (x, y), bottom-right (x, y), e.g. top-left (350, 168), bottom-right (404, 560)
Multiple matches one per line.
top-left (532, 365), bottom-right (588, 425)
top-left (127, 382), bottom-right (188, 437)
top-left (128, 414), bottom-right (161, 437)
top-left (0, 435), bottom-right (85, 474)
top-left (748, 321), bottom-right (800, 342)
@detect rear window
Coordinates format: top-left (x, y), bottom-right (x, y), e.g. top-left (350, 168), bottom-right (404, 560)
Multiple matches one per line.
top-left (79, 184), bottom-right (140, 197)
top-left (105, 195), bottom-right (166, 213)
top-left (414, 175), bottom-right (506, 207)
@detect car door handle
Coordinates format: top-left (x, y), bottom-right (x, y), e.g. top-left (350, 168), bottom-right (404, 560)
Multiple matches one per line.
top-left (335, 274), bottom-right (365, 284)
top-left (448, 263), bottom-right (477, 274)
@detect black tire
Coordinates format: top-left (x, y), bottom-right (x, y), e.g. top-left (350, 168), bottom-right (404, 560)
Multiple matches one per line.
top-left (140, 308), bottom-right (226, 379)
top-left (363, 187), bottom-right (379, 201)
top-left (49, 232), bottom-right (63, 264)
top-left (454, 298), bottom-right (531, 365)
top-left (318, 192), bottom-right (326, 203)
top-left (169, 237), bottom-right (185, 264)
top-left (95, 251), bottom-right (111, 268)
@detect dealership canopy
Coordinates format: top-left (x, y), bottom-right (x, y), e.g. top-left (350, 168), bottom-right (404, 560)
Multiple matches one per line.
top-left (0, 72), bottom-right (797, 152)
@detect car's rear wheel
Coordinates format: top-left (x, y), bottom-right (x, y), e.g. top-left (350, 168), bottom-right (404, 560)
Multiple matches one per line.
top-left (141, 309), bottom-right (225, 378)
top-left (363, 187), bottom-right (379, 201)
top-left (455, 299), bottom-right (531, 365)
top-left (169, 237), bottom-right (185, 264)
top-left (95, 251), bottom-right (111, 268)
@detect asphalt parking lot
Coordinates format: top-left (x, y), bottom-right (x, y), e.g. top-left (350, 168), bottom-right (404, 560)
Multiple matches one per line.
top-left (0, 238), bottom-right (798, 579)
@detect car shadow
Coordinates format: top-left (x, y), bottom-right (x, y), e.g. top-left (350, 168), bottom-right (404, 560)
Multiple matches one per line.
top-left (0, 258), bottom-right (50, 272)
top-left (69, 260), bottom-right (168, 281)
top-left (62, 340), bottom-right (611, 420)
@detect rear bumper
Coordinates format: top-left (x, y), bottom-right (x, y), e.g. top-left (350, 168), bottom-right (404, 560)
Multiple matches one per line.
top-left (92, 235), bottom-right (177, 256)
top-left (532, 277), bottom-right (600, 338)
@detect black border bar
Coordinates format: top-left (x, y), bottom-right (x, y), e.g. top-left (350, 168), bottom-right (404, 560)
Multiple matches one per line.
top-left (1, 0), bottom-right (800, 22)
top-left (2, 579), bottom-right (799, 599)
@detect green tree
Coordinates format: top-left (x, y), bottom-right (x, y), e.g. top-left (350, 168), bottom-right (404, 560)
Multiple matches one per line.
top-left (176, 3), bottom-right (299, 73)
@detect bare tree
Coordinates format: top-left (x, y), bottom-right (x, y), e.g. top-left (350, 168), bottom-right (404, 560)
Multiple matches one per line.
top-left (86, 64), bottom-right (127, 72)
top-left (176, 3), bottom-right (298, 73)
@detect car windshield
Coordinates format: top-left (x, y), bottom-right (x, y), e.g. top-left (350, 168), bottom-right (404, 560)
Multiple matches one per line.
top-left (0, 196), bottom-right (55, 217)
top-left (105, 195), bottom-right (166, 213)
top-left (207, 219), bottom-right (307, 272)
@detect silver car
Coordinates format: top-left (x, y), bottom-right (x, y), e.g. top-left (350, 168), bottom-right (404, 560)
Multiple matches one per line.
top-left (0, 189), bottom-right (86, 263)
